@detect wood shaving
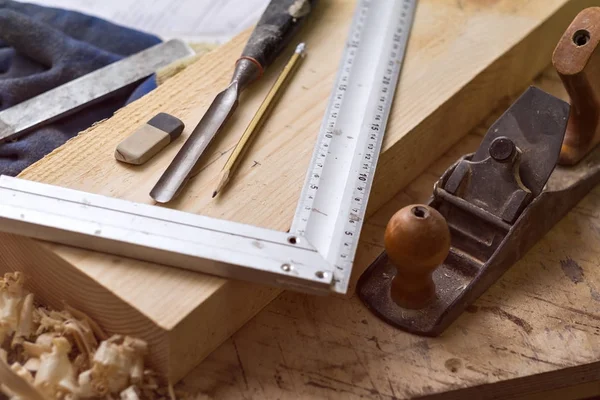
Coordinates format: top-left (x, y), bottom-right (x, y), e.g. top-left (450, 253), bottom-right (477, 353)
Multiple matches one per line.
top-left (0, 272), bottom-right (184, 400)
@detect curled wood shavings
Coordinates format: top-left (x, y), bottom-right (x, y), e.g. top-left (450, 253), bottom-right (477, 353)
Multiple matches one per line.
top-left (63, 304), bottom-right (108, 341)
top-left (34, 337), bottom-right (78, 397)
top-left (119, 386), bottom-right (141, 400)
top-left (0, 272), bottom-right (31, 346)
top-left (23, 356), bottom-right (40, 372)
top-left (78, 335), bottom-right (148, 397)
top-left (23, 332), bottom-right (58, 358)
top-left (0, 352), bottom-right (49, 400)
top-left (0, 272), bottom-right (181, 400)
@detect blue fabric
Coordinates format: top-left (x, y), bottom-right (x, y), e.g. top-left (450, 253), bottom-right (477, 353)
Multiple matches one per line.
top-left (0, 0), bottom-right (162, 176)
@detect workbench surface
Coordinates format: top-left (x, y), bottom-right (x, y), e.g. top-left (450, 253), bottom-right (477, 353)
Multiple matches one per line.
top-left (178, 69), bottom-right (600, 400)
top-left (7, 0), bottom-right (599, 398)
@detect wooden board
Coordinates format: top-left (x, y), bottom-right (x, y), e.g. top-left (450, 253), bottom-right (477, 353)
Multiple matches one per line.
top-left (0, 0), bottom-right (594, 383)
top-left (177, 68), bottom-right (600, 400)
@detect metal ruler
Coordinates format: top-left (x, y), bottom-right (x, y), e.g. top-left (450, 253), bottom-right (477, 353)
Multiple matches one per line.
top-left (292, 0), bottom-right (416, 293)
top-left (0, 39), bottom-right (195, 143)
top-left (0, 0), bottom-right (416, 295)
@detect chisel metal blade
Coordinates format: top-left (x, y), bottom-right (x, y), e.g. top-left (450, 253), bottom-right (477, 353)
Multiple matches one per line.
top-left (0, 39), bottom-right (195, 143)
top-left (149, 58), bottom-right (260, 203)
top-left (149, 81), bottom-right (240, 203)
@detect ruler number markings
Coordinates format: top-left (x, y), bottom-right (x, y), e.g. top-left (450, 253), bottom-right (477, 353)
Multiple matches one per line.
top-left (285, 0), bottom-right (416, 293)
top-left (336, 1), bottom-right (415, 283)
top-left (295, 0), bottom-right (370, 236)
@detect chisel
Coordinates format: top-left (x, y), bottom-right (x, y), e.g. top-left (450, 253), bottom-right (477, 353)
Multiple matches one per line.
top-left (150, 0), bottom-right (317, 203)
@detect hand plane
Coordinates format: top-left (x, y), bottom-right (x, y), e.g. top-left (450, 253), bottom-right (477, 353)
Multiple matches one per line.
top-left (357, 7), bottom-right (600, 336)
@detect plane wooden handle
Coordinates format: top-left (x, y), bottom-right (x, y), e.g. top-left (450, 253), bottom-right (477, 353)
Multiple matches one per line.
top-left (240, 0), bottom-right (316, 73)
top-left (553, 7), bottom-right (600, 165)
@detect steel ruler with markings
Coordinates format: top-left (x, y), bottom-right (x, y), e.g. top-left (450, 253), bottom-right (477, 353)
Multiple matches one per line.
top-left (0, 0), bottom-right (416, 295)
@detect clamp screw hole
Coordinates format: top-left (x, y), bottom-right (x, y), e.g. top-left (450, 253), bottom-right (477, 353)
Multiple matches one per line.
top-left (573, 30), bottom-right (590, 47)
top-left (315, 271), bottom-right (326, 279)
top-left (288, 236), bottom-right (298, 245)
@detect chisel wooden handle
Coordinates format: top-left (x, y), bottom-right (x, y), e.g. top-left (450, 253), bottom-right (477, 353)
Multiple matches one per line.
top-left (239, 0), bottom-right (316, 77)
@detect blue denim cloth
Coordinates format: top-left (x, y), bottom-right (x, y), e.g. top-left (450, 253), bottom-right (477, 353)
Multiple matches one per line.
top-left (0, 0), bottom-right (162, 176)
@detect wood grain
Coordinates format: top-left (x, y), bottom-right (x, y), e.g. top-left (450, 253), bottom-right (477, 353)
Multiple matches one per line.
top-left (1, 0), bottom-right (594, 383)
top-left (178, 68), bottom-right (600, 400)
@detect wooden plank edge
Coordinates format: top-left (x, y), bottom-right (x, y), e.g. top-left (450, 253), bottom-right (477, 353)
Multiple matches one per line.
top-left (0, 229), bottom-right (282, 381)
top-left (167, 281), bottom-right (280, 382)
top-left (0, 233), bottom-right (170, 374)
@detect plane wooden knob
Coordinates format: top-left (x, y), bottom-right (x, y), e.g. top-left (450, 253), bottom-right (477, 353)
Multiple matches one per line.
top-left (384, 205), bottom-right (451, 309)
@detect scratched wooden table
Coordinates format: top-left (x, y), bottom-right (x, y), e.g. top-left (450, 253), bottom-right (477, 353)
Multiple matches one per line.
top-left (7, 0), bottom-right (600, 397)
top-left (14, 0), bottom-right (585, 385)
top-left (177, 68), bottom-right (600, 400)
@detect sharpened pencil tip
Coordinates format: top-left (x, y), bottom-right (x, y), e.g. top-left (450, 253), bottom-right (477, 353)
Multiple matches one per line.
top-left (212, 191), bottom-right (217, 198)
top-left (295, 42), bottom-right (306, 55)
